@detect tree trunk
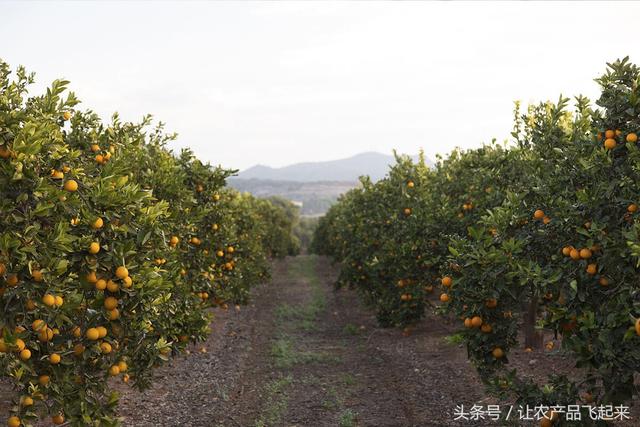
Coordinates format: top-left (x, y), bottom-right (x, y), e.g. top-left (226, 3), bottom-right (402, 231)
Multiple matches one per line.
top-left (523, 296), bottom-right (543, 349)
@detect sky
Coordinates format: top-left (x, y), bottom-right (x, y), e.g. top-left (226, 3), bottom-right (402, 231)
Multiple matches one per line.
top-left (2, 1), bottom-right (640, 171)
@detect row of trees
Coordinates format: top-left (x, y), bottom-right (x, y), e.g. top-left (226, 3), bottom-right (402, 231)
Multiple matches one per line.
top-left (313, 58), bottom-right (640, 423)
top-left (0, 60), bottom-right (298, 426)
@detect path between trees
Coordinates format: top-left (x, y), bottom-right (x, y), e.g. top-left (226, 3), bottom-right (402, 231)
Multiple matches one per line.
top-left (118, 255), bottom-right (488, 426)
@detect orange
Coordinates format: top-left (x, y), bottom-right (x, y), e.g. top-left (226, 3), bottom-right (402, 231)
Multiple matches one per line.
top-left (21, 396), bottom-right (33, 406)
top-left (90, 144), bottom-right (100, 152)
top-left (569, 248), bottom-right (580, 260)
top-left (441, 276), bottom-right (453, 287)
top-left (635, 318), bottom-right (640, 336)
top-left (109, 365), bottom-right (120, 376)
top-left (118, 361), bottom-right (128, 372)
top-left (32, 319), bottom-right (46, 331)
top-left (492, 347), bottom-right (504, 359)
top-left (470, 316), bottom-right (482, 328)
top-left (542, 216), bottom-right (551, 224)
top-left (86, 271), bottom-right (98, 283)
top-left (439, 293), bottom-right (449, 302)
top-left (627, 132), bottom-right (638, 143)
top-left (579, 248), bottom-right (592, 259)
top-left (49, 353), bottom-right (61, 364)
top-left (481, 324), bottom-right (492, 333)
top-left (586, 263), bottom-right (597, 275)
top-left (485, 298), bottom-right (497, 308)
top-left (97, 326), bottom-right (107, 338)
top-left (92, 217), bottom-right (104, 229)
top-left (6, 274), bottom-right (18, 286)
top-left (42, 294), bottom-right (56, 307)
top-left (170, 236), bottom-right (179, 246)
top-left (533, 209), bottom-right (545, 220)
top-left (63, 179), bottom-right (78, 192)
top-left (599, 277), bottom-right (609, 287)
top-left (115, 266), bottom-right (129, 279)
top-left (89, 242), bottom-right (100, 254)
top-left (7, 416), bottom-right (21, 427)
top-left (107, 308), bottom-right (120, 320)
top-left (604, 138), bottom-right (616, 149)
top-left (52, 414), bottom-right (65, 425)
top-left (38, 375), bottom-right (50, 386)
top-left (62, 111), bottom-right (72, 120)
top-left (31, 270), bottom-right (43, 282)
top-left (86, 328), bottom-right (100, 341)
top-left (122, 276), bottom-right (133, 288)
top-left (104, 296), bottom-right (118, 310)
top-left (605, 129), bottom-right (615, 139)
top-left (403, 208), bottom-right (411, 216)
top-left (100, 342), bottom-right (112, 354)
top-left (95, 279), bottom-right (107, 290)
top-left (561, 246), bottom-right (571, 256)
top-left (463, 318), bottom-right (472, 328)
top-left (19, 349), bottom-right (31, 360)
top-left (106, 280), bottom-right (119, 292)
top-left (407, 181), bottom-right (414, 188)
top-left (628, 203), bottom-right (638, 213)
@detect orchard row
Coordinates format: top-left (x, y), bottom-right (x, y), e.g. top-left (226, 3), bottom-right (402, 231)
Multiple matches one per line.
top-left (0, 60), bottom-right (298, 426)
top-left (313, 58), bottom-right (640, 423)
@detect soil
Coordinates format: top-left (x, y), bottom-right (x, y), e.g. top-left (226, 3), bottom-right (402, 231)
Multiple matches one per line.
top-left (1, 255), bottom-right (637, 426)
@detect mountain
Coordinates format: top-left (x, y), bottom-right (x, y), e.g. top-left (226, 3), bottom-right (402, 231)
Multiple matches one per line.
top-left (234, 152), bottom-right (432, 182)
top-left (228, 152), bottom-right (433, 216)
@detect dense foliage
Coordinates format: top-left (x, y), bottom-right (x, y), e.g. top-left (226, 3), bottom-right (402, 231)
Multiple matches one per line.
top-left (0, 59), bottom-right (298, 426)
top-left (313, 58), bottom-right (640, 424)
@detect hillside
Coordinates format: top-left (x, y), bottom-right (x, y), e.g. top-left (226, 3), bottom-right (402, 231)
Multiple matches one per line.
top-left (229, 152), bottom-right (433, 215)
top-left (235, 152), bottom-right (432, 182)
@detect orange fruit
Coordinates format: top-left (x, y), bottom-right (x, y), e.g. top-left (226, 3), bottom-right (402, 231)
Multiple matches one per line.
top-left (605, 129), bottom-right (615, 139)
top-left (441, 276), bottom-right (453, 287)
top-left (561, 246), bottom-right (571, 256)
top-left (100, 342), bottom-right (112, 354)
top-left (92, 217), bottom-right (104, 229)
top-left (86, 328), bottom-right (100, 341)
top-left (97, 326), bottom-right (107, 338)
top-left (463, 318), bottom-right (472, 328)
top-left (481, 324), bottom-right (492, 333)
top-left (533, 209), bottom-right (545, 220)
top-left (118, 361), bottom-right (128, 372)
top-left (52, 414), bottom-right (65, 425)
top-left (569, 249), bottom-right (580, 260)
top-left (439, 293), bottom-right (449, 302)
top-left (599, 277), bottom-right (609, 287)
top-left (104, 296), bottom-right (118, 310)
top-left (42, 294), bottom-right (55, 307)
top-left (627, 132), bottom-right (638, 143)
top-left (49, 353), bottom-right (61, 364)
top-left (38, 375), bottom-right (50, 386)
top-left (628, 203), bottom-right (638, 213)
top-left (115, 266), bottom-right (129, 279)
top-left (407, 181), bottom-right (414, 188)
top-left (62, 111), bottom-right (72, 120)
top-left (6, 274), bottom-right (18, 287)
top-left (7, 416), bottom-right (21, 427)
top-left (19, 349), bottom-right (31, 360)
top-left (586, 263), bottom-right (597, 275)
top-left (95, 279), bottom-right (107, 290)
top-left (470, 316), bottom-right (482, 328)
top-left (109, 365), bottom-right (120, 376)
top-left (492, 347), bottom-right (504, 359)
top-left (579, 248), bottom-right (592, 259)
top-left (31, 270), bottom-right (43, 282)
top-left (86, 271), bottom-right (98, 283)
top-left (542, 216), bottom-right (551, 224)
top-left (635, 318), bottom-right (640, 336)
top-left (485, 298), bottom-right (497, 308)
top-left (63, 180), bottom-right (78, 192)
top-left (604, 138), bottom-right (617, 149)
top-left (170, 236), bottom-right (179, 246)
top-left (89, 242), bottom-right (100, 254)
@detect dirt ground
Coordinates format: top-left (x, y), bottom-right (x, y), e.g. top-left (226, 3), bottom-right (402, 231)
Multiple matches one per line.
top-left (1, 255), bottom-right (637, 426)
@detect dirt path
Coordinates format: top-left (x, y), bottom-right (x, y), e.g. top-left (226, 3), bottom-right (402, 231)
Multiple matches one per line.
top-left (118, 255), bottom-right (485, 426)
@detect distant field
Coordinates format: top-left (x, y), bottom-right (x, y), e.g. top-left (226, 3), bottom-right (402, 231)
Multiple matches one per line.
top-left (228, 178), bottom-right (359, 215)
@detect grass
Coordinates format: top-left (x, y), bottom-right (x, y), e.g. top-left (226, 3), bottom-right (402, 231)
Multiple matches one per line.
top-left (253, 375), bottom-right (293, 427)
top-left (338, 409), bottom-right (358, 427)
top-left (342, 323), bottom-right (360, 335)
top-left (444, 332), bottom-right (465, 345)
top-left (270, 335), bottom-right (340, 368)
top-left (274, 256), bottom-right (326, 332)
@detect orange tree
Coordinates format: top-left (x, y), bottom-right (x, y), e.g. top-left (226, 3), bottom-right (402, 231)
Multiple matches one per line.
top-left (315, 58), bottom-right (640, 421)
top-left (0, 59), bottom-right (297, 426)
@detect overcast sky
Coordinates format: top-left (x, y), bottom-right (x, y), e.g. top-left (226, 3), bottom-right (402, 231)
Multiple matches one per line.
top-left (2, 1), bottom-right (640, 170)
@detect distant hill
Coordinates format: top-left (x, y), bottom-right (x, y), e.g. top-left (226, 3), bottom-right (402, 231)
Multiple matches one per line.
top-left (235, 152), bottom-right (432, 182)
top-left (229, 152), bottom-right (433, 216)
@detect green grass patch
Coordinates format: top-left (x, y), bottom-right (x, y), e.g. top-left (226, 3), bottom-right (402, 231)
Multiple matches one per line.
top-left (253, 374), bottom-right (293, 427)
top-left (444, 332), bottom-right (465, 345)
top-left (270, 335), bottom-right (340, 368)
top-left (338, 409), bottom-right (358, 427)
